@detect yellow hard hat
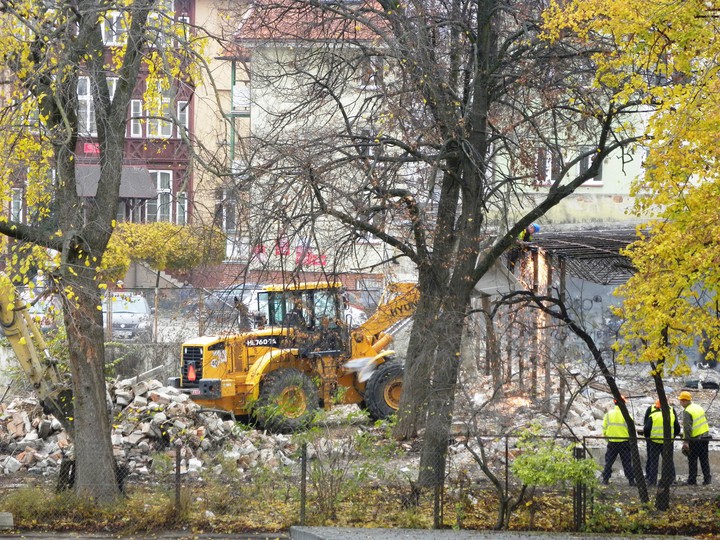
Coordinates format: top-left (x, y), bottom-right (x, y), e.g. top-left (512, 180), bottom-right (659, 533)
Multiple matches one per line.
top-left (679, 391), bottom-right (692, 401)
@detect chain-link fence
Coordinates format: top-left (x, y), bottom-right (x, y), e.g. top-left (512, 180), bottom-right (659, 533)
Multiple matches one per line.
top-left (1, 416), bottom-right (717, 534)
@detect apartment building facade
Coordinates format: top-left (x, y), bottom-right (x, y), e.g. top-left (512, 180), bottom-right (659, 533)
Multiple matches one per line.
top-left (8, 0), bottom-right (196, 233)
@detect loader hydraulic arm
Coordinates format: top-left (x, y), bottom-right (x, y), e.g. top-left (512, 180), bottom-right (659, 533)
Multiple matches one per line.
top-left (351, 282), bottom-right (418, 355)
top-left (0, 274), bottom-right (73, 433)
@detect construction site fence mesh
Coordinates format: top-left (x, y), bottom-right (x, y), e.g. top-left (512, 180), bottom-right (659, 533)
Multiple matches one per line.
top-left (0, 433), bottom-right (717, 534)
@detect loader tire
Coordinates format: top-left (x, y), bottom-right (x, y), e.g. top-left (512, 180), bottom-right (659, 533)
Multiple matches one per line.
top-left (365, 361), bottom-right (404, 421)
top-left (254, 368), bottom-right (319, 433)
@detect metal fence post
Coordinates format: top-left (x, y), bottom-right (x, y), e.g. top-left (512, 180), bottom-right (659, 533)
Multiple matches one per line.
top-left (300, 442), bottom-right (307, 525)
top-left (432, 448), bottom-right (445, 530)
top-left (175, 442), bottom-right (182, 514)
top-left (573, 445), bottom-right (585, 531)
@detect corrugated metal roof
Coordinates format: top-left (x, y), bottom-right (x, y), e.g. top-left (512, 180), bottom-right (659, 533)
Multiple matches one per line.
top-left (533, 227), bottom-right (640, 285)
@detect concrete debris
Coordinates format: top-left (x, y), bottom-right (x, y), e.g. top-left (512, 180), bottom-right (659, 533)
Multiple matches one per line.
top-left (0, 378), bottom-right (299, 480)
top-left (0, 366), bottom-right (718, 484)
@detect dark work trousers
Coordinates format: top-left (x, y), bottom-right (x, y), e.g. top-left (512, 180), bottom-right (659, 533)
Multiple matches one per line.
top-left (687, 438), bottom-right (711, 484)
top-left (645, 441), bottom-right (675, 485)
top-left (602, 441), bottom-right (635, 484)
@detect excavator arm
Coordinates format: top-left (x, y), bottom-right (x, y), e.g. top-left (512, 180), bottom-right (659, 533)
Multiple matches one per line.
top-left (0, 274), bottom-right (73, 434)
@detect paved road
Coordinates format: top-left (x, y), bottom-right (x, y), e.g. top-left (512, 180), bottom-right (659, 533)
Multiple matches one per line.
top-left (0, 531), bottom-right (695, 540)
top-left (290, 528), bottom-right (693, 540)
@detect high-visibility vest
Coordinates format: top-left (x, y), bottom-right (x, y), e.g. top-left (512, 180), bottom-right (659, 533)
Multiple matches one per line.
top-left (649, 407), bottom-right (676, 443)
top-left (603, 406), bottom-right (629, 442)
top-left (686, 403), bottom-right (709, 438)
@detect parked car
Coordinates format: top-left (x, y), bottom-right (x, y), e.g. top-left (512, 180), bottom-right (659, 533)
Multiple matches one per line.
top-left (102, 293), bottom-right (153, 341)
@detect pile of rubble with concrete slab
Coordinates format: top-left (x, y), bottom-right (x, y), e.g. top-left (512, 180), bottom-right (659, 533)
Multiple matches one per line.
top-left (0, 377), bottom-right (298, 481)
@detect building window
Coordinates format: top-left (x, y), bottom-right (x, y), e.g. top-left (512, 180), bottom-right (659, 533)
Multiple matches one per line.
top-left (77, 76), bottom-right (96, 135)
top-left (10, 188), bottom-right (23, 222)
top-left (148, 0), bottom-right (175, 48)
top-left (77, 76), bottom-right (117, 136)
top-left (130, 99), bottom-right (143, 137)
top-left (232, 82), bottom-right (251, 115)
top-left (214, 188), bottom-right (237, 232)
top-left (101, 11), bottom-right (127, 46)
top-left (176, 192), bottom-right (187, 225)
top-left (177, 14), bottom-right (191, 45)
top-left (107, 77), bottom-right (118, 101)
top-left (177, 100), bottom-right (188, 138)
top-left (579, 146), bottom-right (603, 185)
top-left (146, 171), bottom-right (173, 222)
top-left (147, 86), bottom-right (173, 139)
top-left (116, 200), bottom-right (126, 222)
top-left (536, 147), bottom-right (561, 186)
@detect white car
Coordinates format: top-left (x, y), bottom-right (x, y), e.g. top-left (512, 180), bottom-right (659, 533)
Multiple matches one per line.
top-left (102, 293), bottom-right (153, 341)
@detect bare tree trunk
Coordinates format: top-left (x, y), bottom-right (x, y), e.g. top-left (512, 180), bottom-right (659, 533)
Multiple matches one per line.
top-left (483, 296), bottom-right (502, 393)
top-left (652, 367), bottom-right (673, 511)
top-left (417, 308), bottom-right (466, 487)
top-left (62, 267), bottom-right (120, 502)
top-left (394, 286), bottom-right (443, 439)
top-left (504, 312), bottom-right (514, 385)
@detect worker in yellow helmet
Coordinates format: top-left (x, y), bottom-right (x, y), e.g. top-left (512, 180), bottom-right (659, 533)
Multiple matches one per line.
top-left (678, 391), bottom-right (711, 485)
top-left (642, 399), bottom-right (680, 486)
top-left (601, 396), bottom-right (635, 486)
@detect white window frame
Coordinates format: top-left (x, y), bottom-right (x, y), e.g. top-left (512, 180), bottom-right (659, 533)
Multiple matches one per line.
top-left (536, 147), bottom-right (561, 186)
top-left (215, 188), bottom-right (237, 232)
top-left (177, 15), bottom-right (190, 45)
top-left (116, 200), bottom-right (126, 223)
top-left (101, 11), bottom-right (127, 46)
top-left (77, 76), bottom-right (117, 136)
top-left (107, 77), bottom-right (118, 101)
top-left (232, 83), bottom-right (251, 114)
top-left (130, 99), bottom-right (143, 137)
top-left (147, 86), bottom-right (173, 139)
top-left (10, 188), bottom-right (23, 222)
top-left (176, 100), bottom-right (188, 138)
top-left (148, 0), bottom-right (175, 49)
top-left (146, 170), bottom-right (173, 222)
top-left (176, 192), bottom-right (187, 225)
top-left (77, 76), bottom-right (96, 136)
top-left (579, 147), bottom-right (603, 186)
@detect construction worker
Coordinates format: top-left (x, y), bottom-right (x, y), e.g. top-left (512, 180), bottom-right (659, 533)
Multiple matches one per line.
top-left (601, 397), bottom-right (635, 485)
top-left (678, 390), bottom-right (712, 485)
top-left (507, 223), bottom-right (540, 271)
top-left (643, 399), bottom-right (680, 486)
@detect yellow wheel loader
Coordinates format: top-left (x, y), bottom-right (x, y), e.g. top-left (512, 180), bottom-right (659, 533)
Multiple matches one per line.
top-left (169, 281), bottom-right (417, 432)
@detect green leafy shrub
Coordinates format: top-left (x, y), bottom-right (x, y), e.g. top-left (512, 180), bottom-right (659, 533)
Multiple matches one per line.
top-left (511, 425), bottom-right (598, 488)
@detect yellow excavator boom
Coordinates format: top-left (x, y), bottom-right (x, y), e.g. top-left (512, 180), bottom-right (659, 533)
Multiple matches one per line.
top-left (0, 274), bottom-right (72, 432)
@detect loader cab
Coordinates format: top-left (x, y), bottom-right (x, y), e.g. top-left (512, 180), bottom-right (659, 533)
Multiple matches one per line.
top-left (257, 285), bottom-right (343, 330)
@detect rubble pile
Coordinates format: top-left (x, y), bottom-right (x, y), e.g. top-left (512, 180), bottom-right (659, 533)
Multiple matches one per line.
top-left (0, 378), bottom-right (298, 480)
top-left (0, 366), bottom-right (718, 486)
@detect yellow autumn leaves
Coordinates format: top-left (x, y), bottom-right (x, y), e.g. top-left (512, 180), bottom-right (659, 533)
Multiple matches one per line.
top-left (545, 0), bottom-right (720, 371)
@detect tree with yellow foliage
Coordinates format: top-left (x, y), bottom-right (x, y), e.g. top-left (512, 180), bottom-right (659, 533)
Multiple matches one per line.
top-left (545, 0), bottom-right (720, 509)
top-left (104, 222), bottom-right (226, 282)
top-left (0, 0), bottom-right (213, 501)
